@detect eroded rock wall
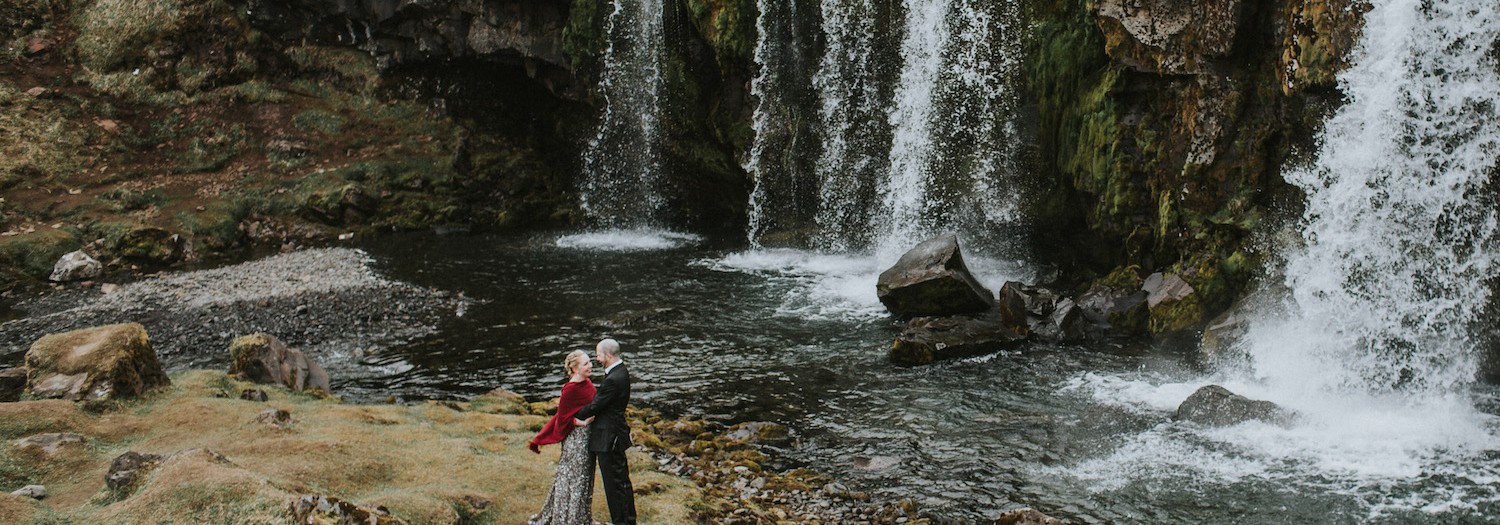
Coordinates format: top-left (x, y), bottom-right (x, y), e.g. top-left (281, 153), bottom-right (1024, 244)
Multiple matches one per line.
top-left (1022, 0), bottom-right (1365, 332)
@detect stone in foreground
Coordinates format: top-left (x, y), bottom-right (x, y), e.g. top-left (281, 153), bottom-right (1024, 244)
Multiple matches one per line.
top-left (228, 333), bottom-right (331, 393)
top-left (877, 234), bottom-right (995, 318)
top-left (1175, 385), bottom-right (1292, 426)
top-left (10, 485), bottom-right (45, 499)
top-left (24, 323), bottom-right (170, 401)
top-left (995, 507), bottom-right (1064, 525)
top-left (49, 250), bottom-right (102, 282)
top-left (291, 495), bottom-right (407, 525)
top-left (14, 433), bottom-right (86, 457)
top-left (890, 312), bottom-right (1026, 365)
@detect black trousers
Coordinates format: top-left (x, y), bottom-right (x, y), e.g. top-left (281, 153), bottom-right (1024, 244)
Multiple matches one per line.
top-left (593, 449), bottom-right (636, 525)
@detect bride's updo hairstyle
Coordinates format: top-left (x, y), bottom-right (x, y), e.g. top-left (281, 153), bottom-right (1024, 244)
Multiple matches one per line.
top-left (564, 350), bottom-right (589, 377)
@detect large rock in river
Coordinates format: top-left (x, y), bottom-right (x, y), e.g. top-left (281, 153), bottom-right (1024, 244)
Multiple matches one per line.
top-left (24, 323), bottom-right (170, 401)
top-left (227, 334), bottom-right (331, 394)
top-left (1175, 385), bottom-right (1291, 426)
top-left (889, 312), bottom-right (1025, 366)
top-left (877, 234), bottom-right (995, 319)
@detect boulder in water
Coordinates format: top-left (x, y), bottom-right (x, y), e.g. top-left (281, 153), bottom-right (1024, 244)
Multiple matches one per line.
top-left (24, 323), bottom-right (170, 401)
top-left (1175, 385), bottom-right (1291, 426)
top-left (49, 250), bottom-right (102, 282)
top-left (889, 312), bottom-right (1025, 365)
top-left (877, 234), bottom-right (995, 318)
top-left (1077, 286), bottom-right (1149, 337)
top-left (227, 334), bottom-right (331, 394)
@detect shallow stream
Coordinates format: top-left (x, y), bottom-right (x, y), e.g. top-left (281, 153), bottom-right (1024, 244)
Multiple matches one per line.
top-left (339, 229), bottom-right (1500, 524)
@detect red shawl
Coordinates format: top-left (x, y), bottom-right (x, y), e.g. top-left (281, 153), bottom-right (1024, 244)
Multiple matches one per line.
top-left (527, 380), bottom-right (596, 453)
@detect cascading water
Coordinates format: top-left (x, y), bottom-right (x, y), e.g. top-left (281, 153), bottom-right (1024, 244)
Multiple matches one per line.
top-left (744, 0), bottom-right (823, 249)
top-left (877, 0), bottom-right (1022, 260)
top-left (807, 0), bottom-right (890, 252)
top-left (1242, 0), bottom-right (1500, 397)
top-left (744, 0), bottom-right (1023, 260)
top-left (1063, 0), bottom-right (1500, 519)
top-left (579, 0), bottom-right (667, 228)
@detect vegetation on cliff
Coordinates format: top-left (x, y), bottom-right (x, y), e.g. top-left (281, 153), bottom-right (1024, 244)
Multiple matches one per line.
top-left (1022, 0), bottom-right (1356, 333)
top-left (0, 0), bottom-right (576, 296)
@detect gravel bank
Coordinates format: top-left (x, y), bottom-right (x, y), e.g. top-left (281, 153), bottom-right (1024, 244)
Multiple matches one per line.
top-left (0, 248), bottom-right (467, 388)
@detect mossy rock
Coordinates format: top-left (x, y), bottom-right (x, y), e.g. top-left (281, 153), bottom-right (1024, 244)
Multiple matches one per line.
top-left (117, 227), bottom-right (184, 265)
top-left (24, 323), bottom-right (171, 401)
top-left (0, 228), bottom-right (80, 279)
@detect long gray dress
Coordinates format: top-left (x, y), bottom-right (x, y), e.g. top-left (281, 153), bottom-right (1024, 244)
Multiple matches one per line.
top-left (529, 426), bottom-right (594, 525)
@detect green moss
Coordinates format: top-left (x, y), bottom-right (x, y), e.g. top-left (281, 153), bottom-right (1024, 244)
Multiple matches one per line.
top-left (563, 0), bottom-right (607, 73)
top-left (292, 109), bottom-right (347, 136)
top-left (1096, 264), bottom-right (1143, 291)
top-left (684, 0), bottom-right (758, 70)
top-left (177, 200), bottom-right (249, 251)
top-left (0, 228), bottom-right (79, 278)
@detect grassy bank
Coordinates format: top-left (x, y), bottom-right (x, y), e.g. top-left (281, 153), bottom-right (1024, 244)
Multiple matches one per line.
top-left (0, 370), bottom-right (701, 524)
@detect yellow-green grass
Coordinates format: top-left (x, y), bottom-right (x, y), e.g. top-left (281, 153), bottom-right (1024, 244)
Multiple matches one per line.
top-left (0, 370), bottom-right (702, 524)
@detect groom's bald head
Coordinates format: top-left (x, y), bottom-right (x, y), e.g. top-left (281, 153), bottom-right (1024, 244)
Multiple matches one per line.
top-left (596, 338), bottom-right (621, 366)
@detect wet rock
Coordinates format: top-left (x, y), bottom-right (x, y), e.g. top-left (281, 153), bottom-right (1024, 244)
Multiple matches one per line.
top-left (0, 367), bottom-right (24, 402)
top-left (49, 251), bottom-right (102, 283)
top-left (1076, 286), bottom-right (1149, 337)
top-left (1279, 0), bottom-right (1368, 94)
top-left (106, 451), bottom-right (167, 492)
top-left (239, 388), bottom-right (268, 402)
top-left (725, 422), bottom-right (791, 446)
top-left (255, 409), bottom-right (293, 429)
top-left (1175, 385), bottom-right (1291, 426)
top-left (877, 234), bottom-right (995, 319)
top-left (10, 485), bottom-right (45, 499)
top-left (25, 323), bottom-right (171, 401)
top-left (1095, 0), bottom-right (1242, 74)
top-left (1143, 272), bottom-right (1194, 307)
top-left (995, 507), bottom-right (1065, 525)
top-left (290, 494), bottom-right (406, 525)
top-left (227, 333), bottom-right (331, 394)
top-left (850, 456), bottom-right (899, 471)
top-left (1199, 307), bottom-right (1252, 368)
top-left (890, 311), bottom-right (1025, 365)
top-left (13, 433), bottom-right (85, 457)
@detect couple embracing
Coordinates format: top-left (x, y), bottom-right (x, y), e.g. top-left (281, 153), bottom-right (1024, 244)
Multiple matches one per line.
top-left (527, 338), bottom-right (636, 525)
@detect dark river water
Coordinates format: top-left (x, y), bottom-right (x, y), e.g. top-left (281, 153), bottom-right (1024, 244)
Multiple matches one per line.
top-left (331, 230), bottom-right (1500, 524)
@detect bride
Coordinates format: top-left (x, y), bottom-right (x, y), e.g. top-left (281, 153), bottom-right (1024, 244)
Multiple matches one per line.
top-left (527, 350), bottom-right (597, 525)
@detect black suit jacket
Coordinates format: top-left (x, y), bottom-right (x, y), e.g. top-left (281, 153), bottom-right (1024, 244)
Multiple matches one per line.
top-left (575, 362), bottom-right (632, 453)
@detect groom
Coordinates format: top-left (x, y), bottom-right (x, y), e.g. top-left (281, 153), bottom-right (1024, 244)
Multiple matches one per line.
top-left (574, 338), bottom-right (636, 524)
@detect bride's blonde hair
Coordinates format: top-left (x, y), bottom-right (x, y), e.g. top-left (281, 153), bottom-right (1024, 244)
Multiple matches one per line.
top-left (563, 350), bottom-right (589, 377)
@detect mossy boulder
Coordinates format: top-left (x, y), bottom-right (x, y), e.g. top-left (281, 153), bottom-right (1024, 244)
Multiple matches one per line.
top-left (226, 333), bottom-right (330, 394)
top-left (24, 323), bottom-right (170, 401)
top-left (117, 227), bottom-right (186, 265)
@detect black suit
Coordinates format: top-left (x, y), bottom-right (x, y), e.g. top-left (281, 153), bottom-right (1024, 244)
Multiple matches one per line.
top-left (575, 362), bottom-right (635, 525)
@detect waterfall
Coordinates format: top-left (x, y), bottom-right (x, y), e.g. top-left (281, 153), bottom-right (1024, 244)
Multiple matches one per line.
top-left (877, 0), bottom-right (1021, 259)
top-left (744, 0), bottom-right (1024, 259)
top-left (808, 0), bottom-right (889, 252)
top-left (745, 0), bottom-right (821, 248)
top-left (1241, 0), bottom-right (1500, 395)
top-left (579, 0), bottom-right (667, 228)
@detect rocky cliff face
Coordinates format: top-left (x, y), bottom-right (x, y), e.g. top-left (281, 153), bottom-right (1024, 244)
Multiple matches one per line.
top-left (245, 0), bottom-right (757, 233)
top-left (1022, 0), bottom-right (1364, 333)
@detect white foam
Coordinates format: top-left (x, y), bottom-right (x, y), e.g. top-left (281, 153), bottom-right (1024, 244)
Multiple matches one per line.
top-left (554, 229), bottom-right (702, 251)
top-left (703, 248), bottom-right (1023, 321)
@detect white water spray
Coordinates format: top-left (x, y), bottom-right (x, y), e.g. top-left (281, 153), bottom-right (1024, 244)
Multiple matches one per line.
top-left (580, 0), bottom-right (667, 227)
top-left (1244, 0), bottom-right (1500, 397)
top-left (877, 0), bottom-right (1021, 260)
top-left (1060, 0), bottom-right (1500, 517)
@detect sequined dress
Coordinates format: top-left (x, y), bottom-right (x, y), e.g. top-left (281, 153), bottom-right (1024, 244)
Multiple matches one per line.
top-left (529, 425), bottom-right (593, 525)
